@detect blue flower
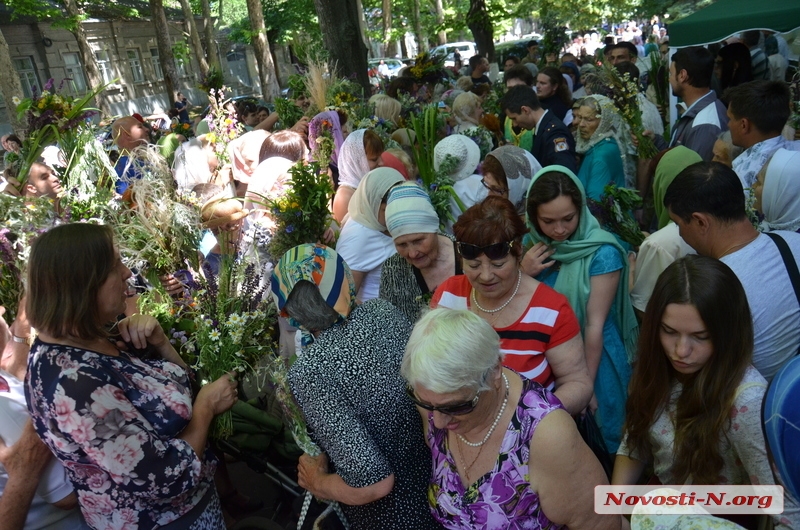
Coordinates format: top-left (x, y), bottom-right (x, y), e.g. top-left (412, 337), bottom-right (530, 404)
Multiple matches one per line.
top-left (286, 225), bottom-right (294, 233)
top-left (429, 183), bottom-right (439, 191)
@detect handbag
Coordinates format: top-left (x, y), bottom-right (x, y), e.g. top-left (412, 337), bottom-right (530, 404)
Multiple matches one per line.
top-left (575, 410), bottom-right (614, 480)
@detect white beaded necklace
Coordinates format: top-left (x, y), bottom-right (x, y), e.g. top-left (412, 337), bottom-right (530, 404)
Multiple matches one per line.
top-left (457, 373), bottom-right (510, 447)
top-left (471, 270), bottom-right (522, 314)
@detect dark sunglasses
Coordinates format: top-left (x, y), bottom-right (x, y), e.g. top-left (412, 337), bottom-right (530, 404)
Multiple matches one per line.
top-left (405, 386), bottom-right (480, 416)
top-left (457, 241), bottom-right (514, 261)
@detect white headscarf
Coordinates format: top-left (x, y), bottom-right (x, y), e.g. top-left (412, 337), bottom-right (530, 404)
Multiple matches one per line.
top-left (346, 167), bottom-right (405, 231)
top-left (760, 149), bottom-right (800, 233)
top-left (487, 145), bottom-right (540, 212)
top-left (173, 137), bottom-right (213, 193)
top-left (338, 129), bottom-right (371, 189)
top-left (227, 130), bottom-right (270, 184)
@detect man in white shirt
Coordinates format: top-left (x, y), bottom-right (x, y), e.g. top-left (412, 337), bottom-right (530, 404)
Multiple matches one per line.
top-left (664, 161), bottom-right (800, 381)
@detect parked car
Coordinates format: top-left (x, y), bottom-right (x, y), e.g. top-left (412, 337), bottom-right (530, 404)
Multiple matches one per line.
top-left (430, 41), bottom-right (477, 68)
top-left (368, 58), bottom-right (405, 78)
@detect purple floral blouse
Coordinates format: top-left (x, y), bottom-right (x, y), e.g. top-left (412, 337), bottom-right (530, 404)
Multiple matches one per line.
top-left (25, 340), bottom-right (217, 530)
top-left (426, 378), bottom-right (565, 530)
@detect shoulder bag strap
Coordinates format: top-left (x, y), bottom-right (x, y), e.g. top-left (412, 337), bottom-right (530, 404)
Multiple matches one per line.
top-left (765, 231), bottom-right (800, 356)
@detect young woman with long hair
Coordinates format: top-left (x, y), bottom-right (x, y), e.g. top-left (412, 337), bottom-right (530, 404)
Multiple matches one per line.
top-left (613, 255), bottom-right (800, 528)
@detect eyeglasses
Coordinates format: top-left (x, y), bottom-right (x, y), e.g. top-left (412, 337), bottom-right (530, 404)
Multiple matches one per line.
top-left (481, 178), bottom-right (507, 195)
top-left (405, 386), bottom-right (481, 416)
top-left (457, 241), bottom-right (514, 260)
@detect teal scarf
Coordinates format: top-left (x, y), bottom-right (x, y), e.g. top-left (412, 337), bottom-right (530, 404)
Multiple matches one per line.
top-left (524, 165), bottom-right (639, 362)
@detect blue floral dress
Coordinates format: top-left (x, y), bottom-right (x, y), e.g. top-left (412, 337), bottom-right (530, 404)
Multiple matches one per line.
top-left (426, 378), bottom-right (564, 529)
top-left (25, 340), bottom-right (222, 530)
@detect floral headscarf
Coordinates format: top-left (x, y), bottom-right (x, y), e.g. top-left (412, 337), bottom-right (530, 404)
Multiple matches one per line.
top-left (271, 244), bottom-right (356, 329)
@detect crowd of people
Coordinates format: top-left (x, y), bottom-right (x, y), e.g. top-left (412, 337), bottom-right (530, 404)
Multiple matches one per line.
top-left (0, 19), bottom-right (799, 530)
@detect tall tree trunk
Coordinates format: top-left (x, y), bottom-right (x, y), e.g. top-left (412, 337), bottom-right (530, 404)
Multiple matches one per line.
top-left (60, 0), bottom-right (111, 116)
top-left (0, 28), bottom-right (26, 137)
top-left (435, 0), bottom-right (446, 45)
top-left (267, 29), bottom-right (282, 88)
top-left (381, 0), bottom-right (391, 48)
top-left (413, 0), bottom-right (425, 53)
top-left (178, 0), bottom-right (209, 78)
top-left (201, 0), bottom-right (220, 68)
top-left (246, 0), bottom-right (280, 99)
top-left (467, 0), bottom-right (495, 62)
top-left (313, 0), bottom-right (370, 96)
top-left (149, 0), bottom-right (181, 104)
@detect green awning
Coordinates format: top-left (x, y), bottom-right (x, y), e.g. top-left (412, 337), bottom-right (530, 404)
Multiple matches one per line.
top-left (669, 0), bottom-right (800, 47)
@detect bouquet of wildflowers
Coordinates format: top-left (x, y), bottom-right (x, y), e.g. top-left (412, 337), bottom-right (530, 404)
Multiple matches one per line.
top-left (307, 116), bottom-right (336, 168)
top-left (13, 78), bottom-right (105, 191)
top-left (114, 147), bottom-right (202, 285)
top-left (0, 196), bottom-right (60, 321)
top-left (326, 77), bottom-right (363, 113)
top-left (262, 162), bottom-right (334, 260)
top-left (273, 97), bottom-right (306, 131)
top-left (588, 184), bottom-right (645, 248)
top-left (203, 87), bottom-right (243, 166)
top-left (170, 121), bottom-right (195, 139)
top-left (408, 52), bottom-right (450, 85)
top-left (602, 65), bottom-right (659, 159)
top-left (356, 116), bottom-right (399, 149)
top-left (189, 256), bottom-right (278, 438)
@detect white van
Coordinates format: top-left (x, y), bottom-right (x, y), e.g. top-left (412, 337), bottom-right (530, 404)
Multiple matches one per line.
top-left (430, 42), bottom-right (477, 68)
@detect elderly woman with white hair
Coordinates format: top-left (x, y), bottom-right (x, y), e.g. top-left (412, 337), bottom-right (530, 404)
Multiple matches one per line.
top-left (379, 182), bottom-right (461, 322)
top-left (402, 308), bottom-right (620, 530)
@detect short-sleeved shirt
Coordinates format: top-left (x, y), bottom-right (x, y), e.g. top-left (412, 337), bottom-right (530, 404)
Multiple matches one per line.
top-left (432, 275), bottom-right (580, 387)
top-left (336, 219), bottom-right (397, 302)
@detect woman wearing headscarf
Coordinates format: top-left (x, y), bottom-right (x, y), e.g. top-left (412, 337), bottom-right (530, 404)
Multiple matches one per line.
top-left (336, 167), bottom-right (405, 302)
top-left (308, 110), bottom-right (345, 169)
top-left (270, 244), bottom-right (441, 530)
top-left (524, 166), bottom-right (638, 453)
top-left (379, 182), bottom-right (461, 322)
top-left (574, 95), bottom-right (634, 198)
top-left (630, 147), bottom-right (702, 315)
top-left (481, 145), bottom-right (541, 214)
top-left (560, 62), bottom-right (586, 99)
top-left (755, 149), bottom-right (800, 234)
top-left (764, 355), bottom-right (800, 504)
top-left (332, 129), bottom-right (385, 224)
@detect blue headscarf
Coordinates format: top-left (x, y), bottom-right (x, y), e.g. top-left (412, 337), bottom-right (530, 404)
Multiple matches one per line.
top-left (763, 356), bottom-right (800, 501)
top-left (561, 61), bottom-right (583, 91)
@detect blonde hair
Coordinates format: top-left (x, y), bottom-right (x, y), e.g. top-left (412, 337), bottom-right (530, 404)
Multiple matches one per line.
top-left (452, 92), bottom-right (483, 126)
top-left (456, 76), bottom-right (475, 92)
top-left (369, 94), bottom-right (401, 124)
top-left (385, 148), bottom-right (415, 178)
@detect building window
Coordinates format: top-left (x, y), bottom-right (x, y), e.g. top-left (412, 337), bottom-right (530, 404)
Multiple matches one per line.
top-left (13, 57), bottom-right (39, 98)
top-left (63, 52), bottom-right (87, 93)
top-left (127, 49), bottom-right (144, 83)
top-left (150, 47), bottom-right (163, 80)
top-left (95, 50), bottom-right (114, 84)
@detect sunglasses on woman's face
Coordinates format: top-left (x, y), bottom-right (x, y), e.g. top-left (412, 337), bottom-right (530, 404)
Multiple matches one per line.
top-left (405, 386), bottom-right (480, 416)
top-left (457, 241), bottom-right (513, 261)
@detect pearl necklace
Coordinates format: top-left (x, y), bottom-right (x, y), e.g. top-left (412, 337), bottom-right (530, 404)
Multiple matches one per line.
top-left (471, 270), bottom-right (522, 314)
top-left (457, 373), bottom-right (510, 447)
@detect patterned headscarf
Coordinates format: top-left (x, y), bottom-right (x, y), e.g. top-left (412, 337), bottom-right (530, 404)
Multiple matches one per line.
top-left (338, 129), bottom-right (371, 189)
top-left (763, 356), bottom-right (800, 501)
top-left (385, 181), bottom-right (440, 239)
top-left (486, 145), bottom-right (540, 213)
top-left (271, 244), bottom-right (356, 326)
